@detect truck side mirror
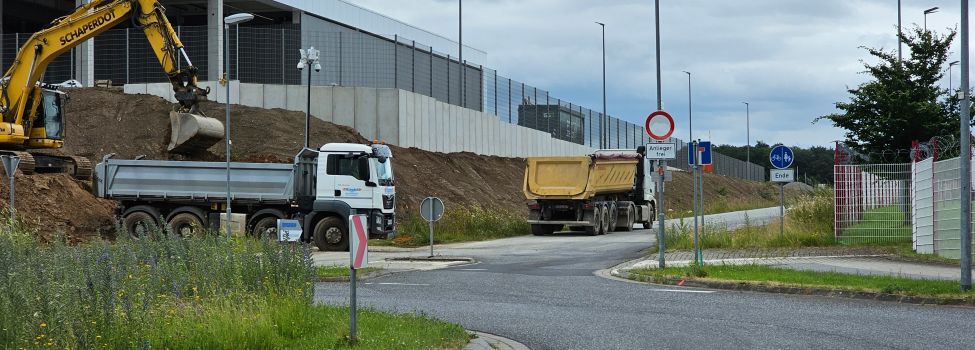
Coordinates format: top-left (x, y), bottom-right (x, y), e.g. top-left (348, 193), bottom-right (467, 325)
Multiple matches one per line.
top-left (364, 180), bottom-right (377, 187)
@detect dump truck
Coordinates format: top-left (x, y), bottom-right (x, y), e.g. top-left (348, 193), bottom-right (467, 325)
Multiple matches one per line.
top-left (94, 143), bottom-right (396, 251)
top-left (523, 150), bottom-right (655, 235)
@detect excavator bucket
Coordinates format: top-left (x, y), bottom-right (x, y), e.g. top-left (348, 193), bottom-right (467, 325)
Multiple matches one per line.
top-left (167, 111), bottom-right (225, 154)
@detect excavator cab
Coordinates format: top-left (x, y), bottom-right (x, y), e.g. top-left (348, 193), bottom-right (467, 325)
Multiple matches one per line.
top-left (24, 87), bottom-right (67, 149)
top-left (37, 89), bottom-right (65, 140)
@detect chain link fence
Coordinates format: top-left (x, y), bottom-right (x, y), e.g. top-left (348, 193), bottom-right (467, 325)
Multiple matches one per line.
top-left (2, 24), bottom-right (765, 181)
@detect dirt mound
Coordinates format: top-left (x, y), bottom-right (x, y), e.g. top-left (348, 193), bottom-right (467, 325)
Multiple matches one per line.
top-left (24, 87), bottom-right (777, 240)
top-left (61, 88), bottom-right (365, 161)
top-left (0, 173), bottom-right (116, 242)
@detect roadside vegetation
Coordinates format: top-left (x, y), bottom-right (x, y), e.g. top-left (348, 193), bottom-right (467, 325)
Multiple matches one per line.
top-left (388, 206), bottom-right (529, 247)
top-left (630, 264), bottom-right (975, 300)
top-left (0, 219), bottom-right (468, 349)
top-left (662, 187), bottom-right (835, 251)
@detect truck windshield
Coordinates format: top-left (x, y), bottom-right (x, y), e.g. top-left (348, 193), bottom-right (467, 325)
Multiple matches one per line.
top-left (375, 159), bottom-right (394, 186)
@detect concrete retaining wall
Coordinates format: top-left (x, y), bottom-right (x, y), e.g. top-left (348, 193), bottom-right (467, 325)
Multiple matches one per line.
top-left (123, 82), bottom-right (594, 158)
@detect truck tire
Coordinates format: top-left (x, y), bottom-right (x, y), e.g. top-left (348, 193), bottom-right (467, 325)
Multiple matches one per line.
top-left (313, 216), bottom-right (348, 251)
top-left (599, 204), bottom-right (611, 235)
top-left (122, 206), bottom-right (161, 240)
top-left (585, 206), bottom-right (601, 236)
top-left (168, 212), bottom-right (203, 237)
top-left (619, 203), bottom-right (635, 231)
top-left (531, 224), bottom-right (558, 236)
top-left (606, 202), bottom-right (618, 234)
top-left (642, 204), bottom-right (656, 229)
top-left (250, 216), bottom-right (279, 239)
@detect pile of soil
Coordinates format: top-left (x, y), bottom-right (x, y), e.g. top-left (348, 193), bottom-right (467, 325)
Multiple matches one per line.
top-left (18, 87), bottom-right (778, 240)
top-left (0, 173), bottom-right (115, 242)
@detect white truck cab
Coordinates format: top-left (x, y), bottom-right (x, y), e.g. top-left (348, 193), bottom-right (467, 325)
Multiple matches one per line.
top-left (315, 143), bottom-right (396, 241)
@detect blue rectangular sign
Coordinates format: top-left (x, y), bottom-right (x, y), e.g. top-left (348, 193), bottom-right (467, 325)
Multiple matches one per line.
top-left (687, 141), bottom-right (713, 166)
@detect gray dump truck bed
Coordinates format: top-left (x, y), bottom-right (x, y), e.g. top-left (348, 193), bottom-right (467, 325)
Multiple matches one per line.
top-left (95, 159), bottom-right (297, 204)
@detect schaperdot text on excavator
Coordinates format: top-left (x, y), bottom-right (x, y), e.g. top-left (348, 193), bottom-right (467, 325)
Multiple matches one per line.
top-left (0, 0), bottom-right (224, 178)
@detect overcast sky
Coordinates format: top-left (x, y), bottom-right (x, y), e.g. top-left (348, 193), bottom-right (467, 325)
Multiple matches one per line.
top-left (346, 0), bottom-right (967, 148)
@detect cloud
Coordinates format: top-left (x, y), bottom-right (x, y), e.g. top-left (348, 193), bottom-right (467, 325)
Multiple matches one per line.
top-left (345, 0), bottom-right (969, 148)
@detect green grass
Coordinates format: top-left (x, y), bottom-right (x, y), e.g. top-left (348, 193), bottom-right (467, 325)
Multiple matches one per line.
top-left (631, 264), bottom-right (975, 298)
top-left (838, 205), bottom-right (912, 245)
top-left (0, 218), bottom-right (468, 349)
top-left (390, 206), bottom-right (529, 247)
top-left (316, 265), bottom-right (381, 280)
top-left (661, 187), bottom-right (837, 251)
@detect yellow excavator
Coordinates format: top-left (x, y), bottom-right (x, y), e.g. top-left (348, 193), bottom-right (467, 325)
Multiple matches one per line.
top-left (0, 0), bottom-right (225, 178)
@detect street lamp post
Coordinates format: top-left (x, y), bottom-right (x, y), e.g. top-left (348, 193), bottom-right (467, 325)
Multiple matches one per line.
top-left (459, 0), bottom-right (464, 108)
top-left (683, 70), bottom-right (700, 265)
top-left (596, 21), bottom-right (606, 149)
top-left (223, 13), bottom-right (254, 238)
top-left (960, 0), bottom-right (972, 291)
top-left (924, 7), bottom-right (940, 31)
top-left (297, 47), bottom-right (322, 149)
top-left (742, 102), bottom-right (750, 164)
top-left (949, 60), bottom-right (960, 91)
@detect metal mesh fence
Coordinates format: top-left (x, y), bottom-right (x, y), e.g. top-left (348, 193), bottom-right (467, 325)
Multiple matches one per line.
top-left (1, 24), bottom-right (765, 181)
top-left (834, 164), bottom-right (913, 244)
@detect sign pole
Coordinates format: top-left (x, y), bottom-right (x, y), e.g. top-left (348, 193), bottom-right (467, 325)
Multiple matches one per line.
top-left (656, 160), bottom-right (666, 268)
top-left (780, 182), bottom-right (785, 238)
top-left (429, 200), bottom-right (435, 257)
top-left (350, 266), bottom-right (357, 342)
top-left (692, 141), bottom-right (699, 266)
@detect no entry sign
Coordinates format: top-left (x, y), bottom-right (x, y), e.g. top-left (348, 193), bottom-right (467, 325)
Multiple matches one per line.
top-left (645, 110), bottom-right (675, 141)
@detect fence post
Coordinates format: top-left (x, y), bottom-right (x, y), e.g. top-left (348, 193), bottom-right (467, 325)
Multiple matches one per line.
top-left (125, 29), bottom-right (129, 84)
top-left (394, 34), bottom-right (398, 89)
top-left (411, 40), bottom-right (416, 92)
top-left (429, 46), bottom-right (433, 96)
top-left (507, 79), bottom-right (512, 123)
top-left (280, 29), bottom-right (285, 84)
top-left (446, 54), bottom-right (451, 103)
top-left (339, 32), bottom-right (344, 86)
top-left (493, 68), bottom-right (497, 115)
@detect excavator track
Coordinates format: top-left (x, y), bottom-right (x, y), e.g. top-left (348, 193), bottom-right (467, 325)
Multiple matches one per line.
top-left (15, 151), bottom-right (93, 180)
top-left (0, 151), bottom-right (37, 175)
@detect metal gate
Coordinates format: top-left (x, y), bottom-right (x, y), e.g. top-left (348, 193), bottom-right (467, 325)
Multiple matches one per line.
top-left (834, 163), bottom-right (913, 244)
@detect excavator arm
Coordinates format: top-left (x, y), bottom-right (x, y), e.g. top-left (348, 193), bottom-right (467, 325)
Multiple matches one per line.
top-left (0, 0), bottom-right (222, 154)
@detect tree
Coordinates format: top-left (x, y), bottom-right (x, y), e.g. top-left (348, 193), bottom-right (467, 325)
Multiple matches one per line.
top-left (714, 141), bottom-right (834, 184)
top-left (817, 26), bottom-right (971, 162)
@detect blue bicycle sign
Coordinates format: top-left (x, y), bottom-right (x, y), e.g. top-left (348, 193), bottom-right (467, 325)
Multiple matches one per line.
top-left (769, 145), bottom-right (794, 169)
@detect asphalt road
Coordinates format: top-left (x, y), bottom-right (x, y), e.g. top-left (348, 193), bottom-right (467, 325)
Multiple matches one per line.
top-left (315, 207), bottom-right (975, 349)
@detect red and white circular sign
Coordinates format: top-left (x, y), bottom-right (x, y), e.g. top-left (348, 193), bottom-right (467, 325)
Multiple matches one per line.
top-left (645, 110), bottom-right (675, 141)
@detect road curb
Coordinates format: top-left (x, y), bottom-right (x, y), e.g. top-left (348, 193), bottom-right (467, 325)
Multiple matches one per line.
top-left (464, 331), bottom-right (530, 350)
top-left (615, 269), bottom-right (975, 307)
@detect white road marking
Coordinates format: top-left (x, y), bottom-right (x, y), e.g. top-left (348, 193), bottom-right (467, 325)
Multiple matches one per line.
top-left (364, 282), bottom-right (430, 286)
top-left (648, 289), bottom-right (716, 294)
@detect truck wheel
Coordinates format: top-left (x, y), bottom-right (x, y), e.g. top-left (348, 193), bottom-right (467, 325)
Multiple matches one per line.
top-left (250, 216), bottom-right (279, 239)
top-left (585, 207), bottom-right (601, 236)
top-left (620, 203), bottom-right (635, 231)
top-left (606, 202), bottom-right (618, 234)
top-left (123, 210), bottom-right (159, 240)
top-left (313, 216), bottom-right (348, 251)
top-left (642, 204), bottom-right (656, 229)
top-left (600, 204), bottom-right (611, 235)
top-left (168, 213), bottom-right (203, 237)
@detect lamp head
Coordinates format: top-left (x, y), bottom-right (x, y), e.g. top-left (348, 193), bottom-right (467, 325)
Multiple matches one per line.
top-left (224, 13), bottom-right (254, 25)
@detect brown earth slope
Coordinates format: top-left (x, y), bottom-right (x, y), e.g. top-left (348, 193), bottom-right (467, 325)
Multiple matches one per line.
top-left (6, 87), bottom-right (776, 238)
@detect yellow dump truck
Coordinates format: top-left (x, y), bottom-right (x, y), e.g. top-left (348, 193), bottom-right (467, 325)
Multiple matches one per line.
top-left (523, 150), bottom-right (655, 236)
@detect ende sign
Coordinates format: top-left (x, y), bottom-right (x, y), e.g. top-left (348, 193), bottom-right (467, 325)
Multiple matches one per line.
top-left (770, 169), bottom-right (794, 183)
